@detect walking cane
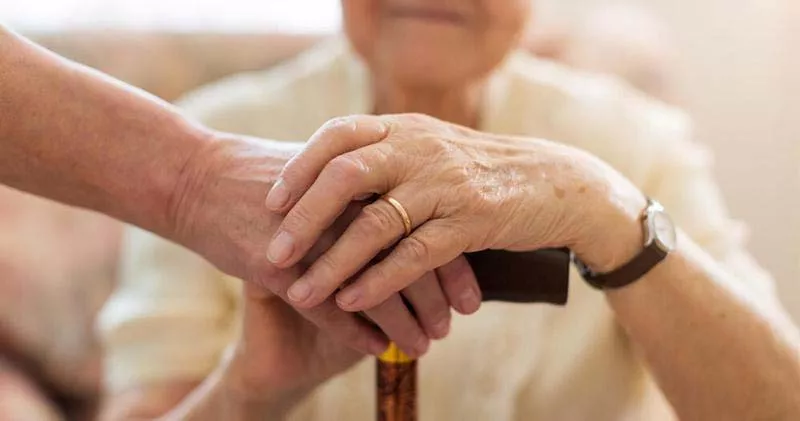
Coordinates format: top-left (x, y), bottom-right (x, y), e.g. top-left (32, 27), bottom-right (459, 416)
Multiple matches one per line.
top-left (375, 248), bottom-right (571, 421)
top-left (377, 342), bottom-right (417, 421)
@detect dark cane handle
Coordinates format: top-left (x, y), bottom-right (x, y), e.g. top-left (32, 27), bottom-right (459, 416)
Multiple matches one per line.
top-left (466, 248), bottom-right (571, 305)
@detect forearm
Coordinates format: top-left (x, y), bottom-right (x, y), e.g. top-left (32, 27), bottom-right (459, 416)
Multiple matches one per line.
top-left (161, 359), bottom-right (305, 421)
top-left (605, 232), bottom-right (800, 420)
top-left (0, 27), bottom-right (207, 237)
top-left (107, 367), bottom-right (304, 421)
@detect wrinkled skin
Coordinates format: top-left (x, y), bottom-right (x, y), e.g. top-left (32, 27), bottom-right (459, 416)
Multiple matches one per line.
top-left (172, 133), bottom-right (481, 358)
top-left (266, 114), bottom-right (642, 311)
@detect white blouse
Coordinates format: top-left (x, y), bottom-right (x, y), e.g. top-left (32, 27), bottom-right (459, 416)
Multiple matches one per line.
top-left (98, 38), bottom-right (777, 421)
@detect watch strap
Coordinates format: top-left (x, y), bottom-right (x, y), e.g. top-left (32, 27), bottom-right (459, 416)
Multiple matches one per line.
top-left (574, 242), bottom-right (668, 289)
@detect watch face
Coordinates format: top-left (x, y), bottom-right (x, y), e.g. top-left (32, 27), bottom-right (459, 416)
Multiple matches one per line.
top-left (652, 211), bottom-right (677, 251)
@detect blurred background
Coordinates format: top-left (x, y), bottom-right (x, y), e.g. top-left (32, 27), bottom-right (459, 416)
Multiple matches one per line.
top-left (1, 0), bottom-right (797, 419)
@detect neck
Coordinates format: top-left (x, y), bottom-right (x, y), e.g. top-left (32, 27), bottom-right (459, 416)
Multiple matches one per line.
top-left (371, 79), bottom-right (485, 129)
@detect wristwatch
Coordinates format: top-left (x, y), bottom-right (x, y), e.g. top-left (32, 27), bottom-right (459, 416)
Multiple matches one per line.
top-left (574, 197), bottom-right (676, 289)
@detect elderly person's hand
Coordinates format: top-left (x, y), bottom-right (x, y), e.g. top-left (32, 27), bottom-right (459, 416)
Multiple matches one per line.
top-left (0, 27), bottom-right (479, 358)
top-left (267, 113), bottom-right (800, 421)
top-left (101, 131), bottom-right (484, 419)
top-left (265, 113), bottom-right (641, 311)
top-left (170, 132), bottom-right (480, 357)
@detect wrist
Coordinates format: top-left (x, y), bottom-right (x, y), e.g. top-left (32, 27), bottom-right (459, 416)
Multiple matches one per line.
top-left (220, 349), bottom-right (307, 419)
top-left (570, 168), bottom-right (647, 273)
top-left (166, 132), bottom-right (300, 278)
top-left (143, 122), bottom-right (213, 239)
top-left (94, 115), bottom-right (212, 242)
top-left (165, 353), bottom-right (289, 421)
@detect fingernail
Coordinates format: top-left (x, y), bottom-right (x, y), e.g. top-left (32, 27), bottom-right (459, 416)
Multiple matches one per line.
top-left (287, 280), bottom-right (311, 303)
top-left (458, 287), bottom-right (481, 314)
top-left (267, 231), bottom-right (294, 264)
top-left (265, 180), bottom-right (289, 211)
top-left (433, 318), bottom-right (451, 338)
top-left (336, 288), bottom-right (362, 309)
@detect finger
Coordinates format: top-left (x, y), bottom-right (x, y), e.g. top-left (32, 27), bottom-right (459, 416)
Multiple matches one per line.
top-left (299, 300), bottom-right (389, 356)
top-left (336, 220), bottom-right (467, 311)
top-left (255, 268), bottom-right (388, 355)
top-left (436, 255), bottom-right (482, 315)
top-left (286, 188), bottom-right (435, 308)
top-left (266, 143), bottom-right (399, 268)
top-left (265, 115), bottom-right (389, 212)
top-left (243, 281), bottom-right (275, 300)
top-left (401, 271), bottom-right (452, 339)
top-left (363, 293), bottom-right (430, 358)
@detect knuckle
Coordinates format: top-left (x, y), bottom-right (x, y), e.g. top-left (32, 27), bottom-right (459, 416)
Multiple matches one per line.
top-left (319, 116), bottom-right (357, 136)
top-left (465, 189), bottom-right (493, 217)
top-left (367, 143), bottom-right (391, 164)
top-left (316, 115), bottom-right (373, 141)
top-left (360, 204), bottom-right (400, 234)
top-left (348, 214), bottom-right (377, 243)
top-left (398, 236), bottom-right (433, 266)
top-left (362, 144), bottom-right (393, 174)
top-left (445, 224), bottom-right (471, 247)
top-left (310, 253), bottom-right (342, 282)
top-left (364, 267), bottom-right (395, 302)
top-left (370, 264), bottom-right (392, 285)
top-left (326, 154), bottom-right (368, 185)
top-left (283, 204), bottom-right (317, 233)
top-left (278, 155), bottom-right (311, 188)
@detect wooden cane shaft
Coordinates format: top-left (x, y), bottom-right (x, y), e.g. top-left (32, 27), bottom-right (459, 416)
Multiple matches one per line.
top-left (377, 342), bottom-right (417, 421)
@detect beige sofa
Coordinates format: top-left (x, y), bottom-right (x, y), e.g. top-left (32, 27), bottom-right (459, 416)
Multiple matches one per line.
top-left (34, 31), bottom-right (323, 101)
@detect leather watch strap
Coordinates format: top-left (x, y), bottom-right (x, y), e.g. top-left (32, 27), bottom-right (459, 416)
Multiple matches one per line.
top-left (574, 243), bottom-right (668, 289)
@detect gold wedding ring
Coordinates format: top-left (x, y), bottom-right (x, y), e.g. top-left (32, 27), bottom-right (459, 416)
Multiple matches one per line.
top-left (381, 196), bottom-right (412, 237)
